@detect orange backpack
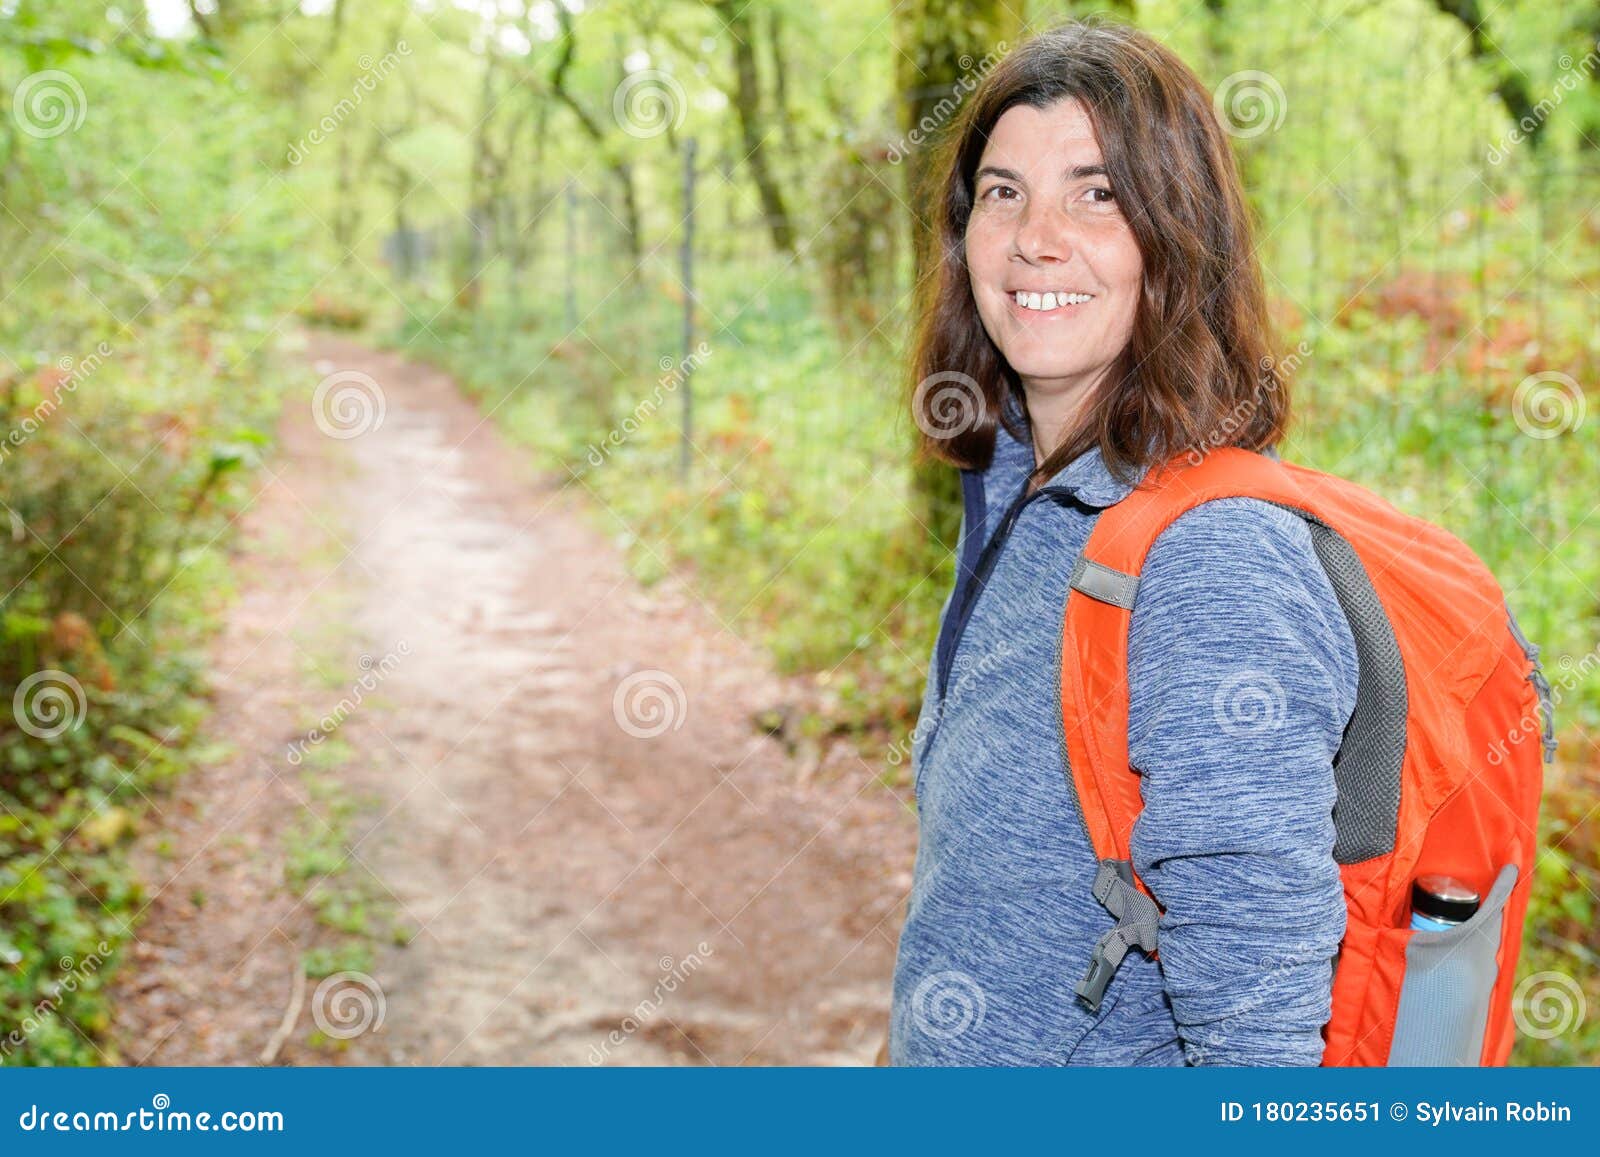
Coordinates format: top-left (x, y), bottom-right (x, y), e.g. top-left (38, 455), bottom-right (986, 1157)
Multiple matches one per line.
top-left (1059, 447), bottom-right (1552, 1066)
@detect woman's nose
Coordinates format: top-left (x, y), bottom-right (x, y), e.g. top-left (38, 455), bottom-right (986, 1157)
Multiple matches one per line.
top-left (1013, 202), bottom-right (1075, 264)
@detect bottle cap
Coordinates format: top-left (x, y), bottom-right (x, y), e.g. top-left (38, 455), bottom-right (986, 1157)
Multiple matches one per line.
top-left (1411, 874), bottom-right (1480, 924)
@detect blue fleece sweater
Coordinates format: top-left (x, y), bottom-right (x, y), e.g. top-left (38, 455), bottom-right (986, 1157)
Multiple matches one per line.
top-left (889, 400), bottom-right (1361, 1066)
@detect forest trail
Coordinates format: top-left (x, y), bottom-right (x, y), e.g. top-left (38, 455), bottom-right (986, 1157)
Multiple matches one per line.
top-left (108, 333), bottom-right (916, 1066)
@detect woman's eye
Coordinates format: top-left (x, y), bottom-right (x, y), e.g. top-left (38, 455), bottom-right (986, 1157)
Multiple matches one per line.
top-left (1085, 186), bottom-right (1116, 204)
top-left (982, 184), bottom-right (1019, 203)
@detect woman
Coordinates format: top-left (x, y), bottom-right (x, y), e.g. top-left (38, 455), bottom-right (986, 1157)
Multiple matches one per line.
top-left (887, 20), bottom-right (1360, 1065)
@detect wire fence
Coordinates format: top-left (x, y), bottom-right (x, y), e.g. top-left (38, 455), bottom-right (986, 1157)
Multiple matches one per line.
top-left (367, 108), bottom-right (1598, 675)
top-left (383, 140), bottom-right (1599, 432)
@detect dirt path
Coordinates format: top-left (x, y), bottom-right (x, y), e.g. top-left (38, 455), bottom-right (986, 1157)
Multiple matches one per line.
top-left (109, 333), bottom-right (916, 1066)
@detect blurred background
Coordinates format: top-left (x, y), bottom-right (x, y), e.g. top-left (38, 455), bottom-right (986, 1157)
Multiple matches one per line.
top-left (1, 0), bottom-right (1596, 1066)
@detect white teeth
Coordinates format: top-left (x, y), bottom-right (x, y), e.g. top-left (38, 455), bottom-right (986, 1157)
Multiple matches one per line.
top-left (1012, 291), bottom-right (1093, 311)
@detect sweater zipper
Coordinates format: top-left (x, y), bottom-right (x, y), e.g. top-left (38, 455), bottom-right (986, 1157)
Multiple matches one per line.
top-left (931, 481), bottom-right (1119, 1008)
top-left (933, 479), bottom-right (1100, 855)
top-left (935, 480), bottom-right (1076, 701)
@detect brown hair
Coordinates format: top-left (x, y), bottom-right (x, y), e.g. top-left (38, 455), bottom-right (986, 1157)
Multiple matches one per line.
top-left (908, 18), bottom-right (1288, 488)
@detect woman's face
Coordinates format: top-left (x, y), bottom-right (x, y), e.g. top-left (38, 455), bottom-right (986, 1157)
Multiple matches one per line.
top-left (965, 99), bottom-right (1143, 419)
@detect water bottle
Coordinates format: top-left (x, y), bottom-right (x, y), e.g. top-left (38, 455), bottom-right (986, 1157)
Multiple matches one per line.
top-left (1410, 874), bottom-right (1480, 932)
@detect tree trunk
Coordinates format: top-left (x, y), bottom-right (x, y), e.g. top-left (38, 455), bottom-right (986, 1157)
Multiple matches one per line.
top-left (716, 0), bottom-right (796, 253)
top-left (768, 8), bottom-right (800, 161)
top-left (551, 5), bottom-right (643, 271)
top-left (1577, 2), bottom-right (1600, 150)
top-left (1432, 0), bottom-right (1546, 148)
top-left (897, 0), bottom-right (1024, 550)
top-left (457, 55), bottom-right (497, 311)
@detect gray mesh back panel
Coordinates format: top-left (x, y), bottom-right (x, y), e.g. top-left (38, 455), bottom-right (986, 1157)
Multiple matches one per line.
top-left (1389, 863), bottom-right (1518, 1065)
top-left (1264, 503), bottom-right (1407, 864)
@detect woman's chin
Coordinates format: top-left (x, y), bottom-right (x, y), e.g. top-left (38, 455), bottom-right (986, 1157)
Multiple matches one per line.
top-left (1003, 357), bottom-right (1095, 386)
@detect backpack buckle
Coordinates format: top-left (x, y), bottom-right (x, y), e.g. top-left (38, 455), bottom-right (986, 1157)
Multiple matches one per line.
top-left (1075, 939), bottom-right (1121, 1012)
top-left (1074, 859), bottom-right (1161, 1013)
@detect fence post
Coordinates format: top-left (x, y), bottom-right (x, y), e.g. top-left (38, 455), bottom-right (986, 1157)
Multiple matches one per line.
top-left (680, 137), bottom-right (697, 484)
top-left (564, 180), bottom-right (578, 333)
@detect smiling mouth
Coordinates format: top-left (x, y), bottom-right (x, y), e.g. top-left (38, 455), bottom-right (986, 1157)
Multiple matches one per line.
top-left (1009, 290), bottom-right (1095, 314)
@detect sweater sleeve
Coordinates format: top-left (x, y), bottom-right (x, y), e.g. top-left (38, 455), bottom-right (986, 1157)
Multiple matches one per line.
top-left (1126, 497), bottom-right (1360, 1067)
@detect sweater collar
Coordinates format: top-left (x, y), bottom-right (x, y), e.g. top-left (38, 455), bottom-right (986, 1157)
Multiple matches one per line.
top-left (991, 392), bottom-right (1153, 509)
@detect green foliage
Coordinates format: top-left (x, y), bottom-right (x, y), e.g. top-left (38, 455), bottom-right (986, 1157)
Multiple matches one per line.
top-left (1, 0), bottom-right (306, 1066)
top-left (5, 0), bottom-right (1600, 1067)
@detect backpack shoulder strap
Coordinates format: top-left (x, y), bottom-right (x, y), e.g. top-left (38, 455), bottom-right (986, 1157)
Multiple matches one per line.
top-left (1062, 447), bottom-right (1307, 859)
top-left (1062, 447), bottom-right (1312, 1010)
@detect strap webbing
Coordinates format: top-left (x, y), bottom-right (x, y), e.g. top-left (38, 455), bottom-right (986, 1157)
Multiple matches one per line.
top-left (1069, 555), bottom-right (1140, 609)
top-left (1075, 859), bottom-right (1161, 1012)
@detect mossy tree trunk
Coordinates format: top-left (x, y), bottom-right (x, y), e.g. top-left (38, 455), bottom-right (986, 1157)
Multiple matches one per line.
top-left (896, 1), bottom-right (1024, 550)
